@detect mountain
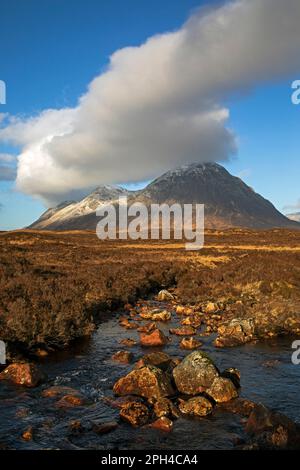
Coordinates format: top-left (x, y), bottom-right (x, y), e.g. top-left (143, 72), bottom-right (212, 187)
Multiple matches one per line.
top-left (29, 163), bottom-right (300, 230)
top-left (29, 185), bottom-right (129, 230)
top-left (286, 212), bottom-right (300, 223)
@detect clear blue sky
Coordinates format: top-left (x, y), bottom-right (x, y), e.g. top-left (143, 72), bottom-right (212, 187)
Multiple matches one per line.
top-left (0, 0), bottom-right (299, 230)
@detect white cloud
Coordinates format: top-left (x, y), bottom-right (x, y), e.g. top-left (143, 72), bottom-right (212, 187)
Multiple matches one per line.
top-left (1, 0), bottom-right (300, 205)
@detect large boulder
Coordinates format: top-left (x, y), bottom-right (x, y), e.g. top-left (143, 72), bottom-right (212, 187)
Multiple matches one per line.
top-left (214, 318), bottom-right (255, 347)
top-left (140, 329), bottom-right (169, 347)
top-left (173, 351), bottom-right (219, 395)
top-left (0, 363), bottom-right (45, 388)
top-left (206, 377), bottom-right (238, 403)
top-left (178, 396), bottom-right (213, 417)
top-left (113, 365), bottom-right (174, 399)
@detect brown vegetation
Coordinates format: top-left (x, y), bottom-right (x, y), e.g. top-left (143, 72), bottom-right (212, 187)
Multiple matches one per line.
top-left (0, 228), bottom-right (300, 352)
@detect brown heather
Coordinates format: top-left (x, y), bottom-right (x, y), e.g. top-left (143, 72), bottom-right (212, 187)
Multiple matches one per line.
top-left (0, 228), bottom-right (300, 351)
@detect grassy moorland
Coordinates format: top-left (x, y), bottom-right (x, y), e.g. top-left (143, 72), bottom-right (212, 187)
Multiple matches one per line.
top-left (0, 229), bottom-right (300, 353)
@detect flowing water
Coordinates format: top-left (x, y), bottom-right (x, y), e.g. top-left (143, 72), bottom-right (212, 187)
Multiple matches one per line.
top-left (0, 302), bottom-right (299, 450)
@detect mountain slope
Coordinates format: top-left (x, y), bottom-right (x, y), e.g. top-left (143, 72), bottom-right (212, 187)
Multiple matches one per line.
top-left (286, 212), bottom-right (300, 223)
top-left (29, 163), bottom-right (300, 230)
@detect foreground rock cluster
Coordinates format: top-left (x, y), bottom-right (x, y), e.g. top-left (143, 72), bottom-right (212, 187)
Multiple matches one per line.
top-left (112, 349), bottom-right (239, 430)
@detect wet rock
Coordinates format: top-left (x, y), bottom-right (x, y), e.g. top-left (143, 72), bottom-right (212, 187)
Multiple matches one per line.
top-left (245, 404), bottom-right (300, 449)
top-left (42, 385), bottom-right (82, 399)
top-left (148, 416), bottom-right (173, 432)
top-left (15, 407), bottom-right (30, 418)
top-left (120, 401), bottom-right (150, 427)
top-left (178, 396), bottom-right (213, 417)
top-left (173, 351), bottom-right (219, 395)
top-left (140, 310), bottom-right (171, 321)
top-left (219, 398), bottom-right (256, 417)
top-left (181, 316), bottom-right (202, 328)
top-left (137, 322), bottom-right (157, 333)
top-left (92, 420), bottom-right (118, 434)
top-left (68, 420), bottom-right (84, 433)
top-left (206, 377), bottom-right (238, 403)
top-left (112, 350), bottom-right (133, 364)
top-left (140, 328), bottom-right (169, 347)
top-left (22, 426), bottom-right (33, 441)
top-left (169, 326), bottom-right (196, 336)
top-left (119, 319), bottom-right (139, 329)
top-left (176, 306), bottom-right (194, 316)
top-left (55, 394), bottom-right (87, 408)
top-left (151, 311), bottom-right (172, 322)
top-left (180, 337), bottom-right (202, 350)
top-left (0, 363), bottom-right (45, 388)
top-left (134, 352), bottom-right (174, 371)
top-left (152, 397), bottom-right (180, 419)
top-left (203, 302), bottom-right (218, 314)
top-left (261, 359), bottom-right (280, 368)
top-left (119, 338), bottom-right (137, 347)
top-left (221, 367), bottom-right (241, 388)
top-left (106, 395), bottom-right (144, 409)
top-left (214, 318), bottom-right (255, 347)
top-left (34, 348), bottom-right (49, 358)
top-left (157, 290), bottom-right (174, 301)
top-left (113, 365), bottom-right (174, 399)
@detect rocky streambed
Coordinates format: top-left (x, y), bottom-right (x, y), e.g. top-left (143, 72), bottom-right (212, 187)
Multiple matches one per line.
top-left (0, 292), bottom-right (300, 450)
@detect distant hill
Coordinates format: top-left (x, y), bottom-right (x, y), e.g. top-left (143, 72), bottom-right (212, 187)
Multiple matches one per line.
top-left (29, 163), bottom-right (300, 230)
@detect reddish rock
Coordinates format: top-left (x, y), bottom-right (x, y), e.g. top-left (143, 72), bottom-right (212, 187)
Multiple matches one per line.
top-left (214, 318), bottom-right (255, 347)
top-left (148, 416), bottom-right (173, 432)
top-left (204, 302), bottom-right (218, 314)
top-left (113, 365), bottom-right (174, 399)
top-left (55, 394), bottom-right (87, 408)
top-left (176, 306), bottom-right (194, 316)
top-left (169, 326), bottom-right (196, 336)
top-left (180, 337), bottom-right (202, 350)
top-left (42, 385), bottom-right (82, 398)
top-left (119, 319), bottom-right (139, 329)
top-left (112, 350), bottom-right (133, 364)
top-left (153, 397), bottom-right (180, 419)
top-left (206, 377), bottom-right (238, 403)
top-left (119, 338), bottom-right (137, 347)
top-left (245, 404), bottom-right (300, 449)
top-left (181, 316), bottom-right (202, 328)
top-left (178, 396), bottom-right (213, 417)
top-left (22, 426), bottom-right (33, 441)
top-left (137, 322), bottom-right (157, 333)
top-left (120, 401), bottom-right (150, 427)
top-left (139, 310), bottom-right (171, 321)
top-left (0, 363), bottom-right (44, 388)
top-left (140, 328), bottom-right (169, 347)
top-left (68, 420), bottom-right (84, 433)
top-left (219, 398), bottom-right (256, 417)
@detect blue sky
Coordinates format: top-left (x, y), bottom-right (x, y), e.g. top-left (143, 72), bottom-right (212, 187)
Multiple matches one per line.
top-left (0, 0), bottom-right (299, 230)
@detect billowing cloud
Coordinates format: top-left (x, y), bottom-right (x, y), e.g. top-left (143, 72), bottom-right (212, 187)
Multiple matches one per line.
top-left (0, 153), bottom-right (16, 181)
top-left (1, 0), bottom-right (300, 205)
